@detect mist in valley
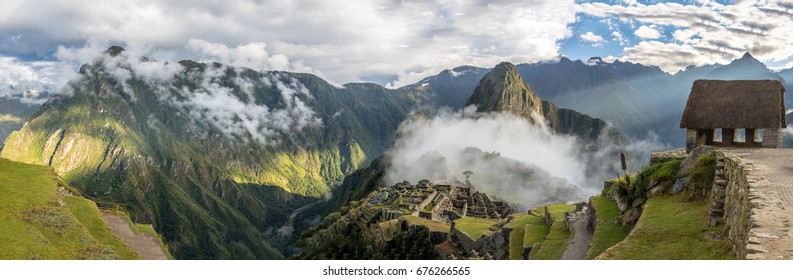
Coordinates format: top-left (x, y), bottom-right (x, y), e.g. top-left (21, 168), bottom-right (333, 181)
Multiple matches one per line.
top-left (384, 106), bottom-right (668, 209)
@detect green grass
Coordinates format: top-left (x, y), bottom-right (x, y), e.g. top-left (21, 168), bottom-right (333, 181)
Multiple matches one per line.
top-left (506, 213), bottom-right (545, 260)
top-left (584, 196), bottom-right (633, 259)
top-left (687, 152), bottom-right (717, 200)
top-left (529, 203), bottom-right (576, 260)
top-left (631, 158), bottom-right (682, 199)
top-left (63, 196), bottom-right (141, 259)
top-left (0, 158), bottom-right (141, 259)
top-left (597, 194), bottom-right (734, 260)
top-left (401, 215), bottom-right (451, 233)
top-left (455, 216), bottom-right (497, 239)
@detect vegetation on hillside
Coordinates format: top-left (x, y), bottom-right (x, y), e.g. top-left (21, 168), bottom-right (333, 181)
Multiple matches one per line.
top-left (596, 194), bottom-right (733, 259)
top-left (505, 213), bottom-right (545, 260)
top-left (0, 50), bottom-right (431, 259)
top-left (0, 158), bottom-right (140, 260)
top-left (584, 195), bottom-right (633, 259)
top-left (529, 204), bottom-right (576, 260)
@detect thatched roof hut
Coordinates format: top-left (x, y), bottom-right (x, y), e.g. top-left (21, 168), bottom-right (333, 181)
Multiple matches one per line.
top-left (680, 80), bottom-right (786, 129)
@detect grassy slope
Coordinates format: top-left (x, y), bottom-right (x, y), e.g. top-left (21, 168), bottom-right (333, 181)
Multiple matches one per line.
top-left (529, 204), bottom-right (576, 260)
top-left (401, 215), bottom-right (451, 233)
top-left (63, 196), bottom-right (141, 259)
top-left (455, 216), bottom-right (497, 239)
top-left (506, 213), bottom-right (545, 260)
top-left (584, 195), bottom-right (633, 259)
top-left (597, 194), bottom-right (733, 260)
top-left (0, 158), bottom-right (140, 259)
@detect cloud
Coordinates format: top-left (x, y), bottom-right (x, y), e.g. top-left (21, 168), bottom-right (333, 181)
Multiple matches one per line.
top-left (160, 64), bottom-right (322, 145)
top-left (0, 56), bottom-right (57, 104)
top-left (186, 39), bottom-right (290, 72)
top-left (1, 0), bottom-right (579, 88)
top-left (578, 1), bottom-right (793, 73)
top-left (384, 107), bottom-right (668, 209)
top-left (611, 31), bottom-right (628, 46)
top-left (580, 32), bottom-right (605, 47)
top-left (634, 25), bottom-right (662, 39)
top-left (67, 47), bottom-right (322, 145)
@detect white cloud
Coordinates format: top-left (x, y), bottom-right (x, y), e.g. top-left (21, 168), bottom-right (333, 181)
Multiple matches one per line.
top-left (385, 106), bottom-right (668, 208)
top-left (634, 25), bottom-right (662, 39)
top-left (0, 56), bottom-right (57, 103)
top-left (160, 64), bottom-right (322, 145)
top-left (580, 32), bottom-right (605, 47)
top-left (186, 39), bottom-right (290, 72)
top-left (578, 1), bottom-right (793, 73)
top-left (611, 31), bottom-right (628, 46)
top-left (0, 0), bottom-right (579, 88)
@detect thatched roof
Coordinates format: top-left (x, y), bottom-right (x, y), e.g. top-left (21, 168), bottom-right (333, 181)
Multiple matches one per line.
top-left (680, 80), bottom-right (786, 129)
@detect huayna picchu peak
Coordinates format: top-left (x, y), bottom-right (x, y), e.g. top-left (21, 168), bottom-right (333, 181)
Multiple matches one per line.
top-left (465, 62), bottom-right (543, 122)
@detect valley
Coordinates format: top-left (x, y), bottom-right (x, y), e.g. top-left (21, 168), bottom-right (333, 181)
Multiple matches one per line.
top-left (2, 46), bottom-right (793, 260)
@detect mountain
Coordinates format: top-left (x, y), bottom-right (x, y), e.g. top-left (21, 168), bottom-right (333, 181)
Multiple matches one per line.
top-left (515, 58), bottom-right (662, 137)
top-left (465, 61), bottom-right (622, 143)
top-left (465, 62), bottom-right (543, 122)
top-left (777, 67), bottom-right (793, 108)
top-left (0, 96), bottom-right (43, 146)
top-left (407, 66), bottom-right (490, 109)
top-left (0, 47), bottom-right (428, 259)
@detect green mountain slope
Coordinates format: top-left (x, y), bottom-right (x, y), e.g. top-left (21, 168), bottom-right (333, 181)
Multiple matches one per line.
top-left (465, 62), bottom-right (543, 122)
top-left (0, 48), bottom-right (422, 259)
top-left (465, 61), bottom-right (623, 144)
top-left (0, 158), bottom-right (141, 259)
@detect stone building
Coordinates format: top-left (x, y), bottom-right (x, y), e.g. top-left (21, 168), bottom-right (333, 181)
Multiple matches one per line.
top-left (680, 80), bottom-right (786, 152)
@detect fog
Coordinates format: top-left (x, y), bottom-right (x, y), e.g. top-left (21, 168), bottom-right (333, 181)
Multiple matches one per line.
top-left (384, 106), bottom-right (667, 209)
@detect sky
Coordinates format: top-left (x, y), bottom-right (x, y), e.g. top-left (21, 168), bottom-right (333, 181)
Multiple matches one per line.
top-left (1, 0), bottom-right (793, 94)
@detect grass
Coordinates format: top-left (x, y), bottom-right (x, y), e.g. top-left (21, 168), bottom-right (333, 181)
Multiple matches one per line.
top-left (0, 158), bottom-right (141, 259)
top-left (528, 203), bottom-right (576, 260)
top-left (63, 196), bottom-right (141, 259)
top-left (631, 158), bottom-right (682, 199)
top-left (455, 216), bottom-right (498, 239)
top-left (506, 213), bottom-right (545, 260)
top-left (401, 215), bottom-right (451, 233)
top-left (584, 196), bottom-right (633, 259)
top-left (597, 194), bottom-right (734, 260)
top-left (687, 151), bottom-right (717, 200)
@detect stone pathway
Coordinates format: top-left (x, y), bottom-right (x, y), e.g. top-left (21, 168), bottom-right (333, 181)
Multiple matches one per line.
top-left (103, 212), bottom-right (168, 260)
top-left (561, 205), bottom-right (594, 260)
top-left (721, 148), bottom-right (793, 260)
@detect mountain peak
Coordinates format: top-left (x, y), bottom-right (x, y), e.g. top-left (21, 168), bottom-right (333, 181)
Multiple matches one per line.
top-left (464, 62), bottom-right (543, 122)
top-left (587, 57), bottom-right (604, 65)
top-left (105, 46), bottom-right (126, 57)
top-left (740, 52), bottom-right (754, 60)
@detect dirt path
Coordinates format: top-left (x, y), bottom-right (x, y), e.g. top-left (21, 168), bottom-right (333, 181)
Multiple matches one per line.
top-left (102, 212), bottom-right (168, 260)
top-left (722, 148), bottom-right (793, 260)
top-left (561, 205), bottom-right (594, 260)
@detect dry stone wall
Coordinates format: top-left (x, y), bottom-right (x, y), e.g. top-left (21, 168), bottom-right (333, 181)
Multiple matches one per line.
top-left (709, 152), bottom-right (752, 259)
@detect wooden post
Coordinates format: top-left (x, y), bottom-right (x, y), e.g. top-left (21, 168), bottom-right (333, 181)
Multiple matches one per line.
top-left (723, 128), bottom-right (735, 145)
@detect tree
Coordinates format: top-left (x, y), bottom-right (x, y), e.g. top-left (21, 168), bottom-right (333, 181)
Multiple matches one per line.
top-left (463, 170), bottom-right (473, 180)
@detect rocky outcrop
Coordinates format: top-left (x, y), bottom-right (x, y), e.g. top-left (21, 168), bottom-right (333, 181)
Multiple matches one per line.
top-left (671, 146), bottom-right (715, 194)
top-left (450, 221), bottom-right (509, 260)
top-left (465, 62), bottom-right (543, 122)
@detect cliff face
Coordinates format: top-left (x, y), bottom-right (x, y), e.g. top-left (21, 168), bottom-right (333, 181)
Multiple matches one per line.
top-left (465, 62), bottom-right (544, 122)
top-left (465, 61), bottom-right (623, 144)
